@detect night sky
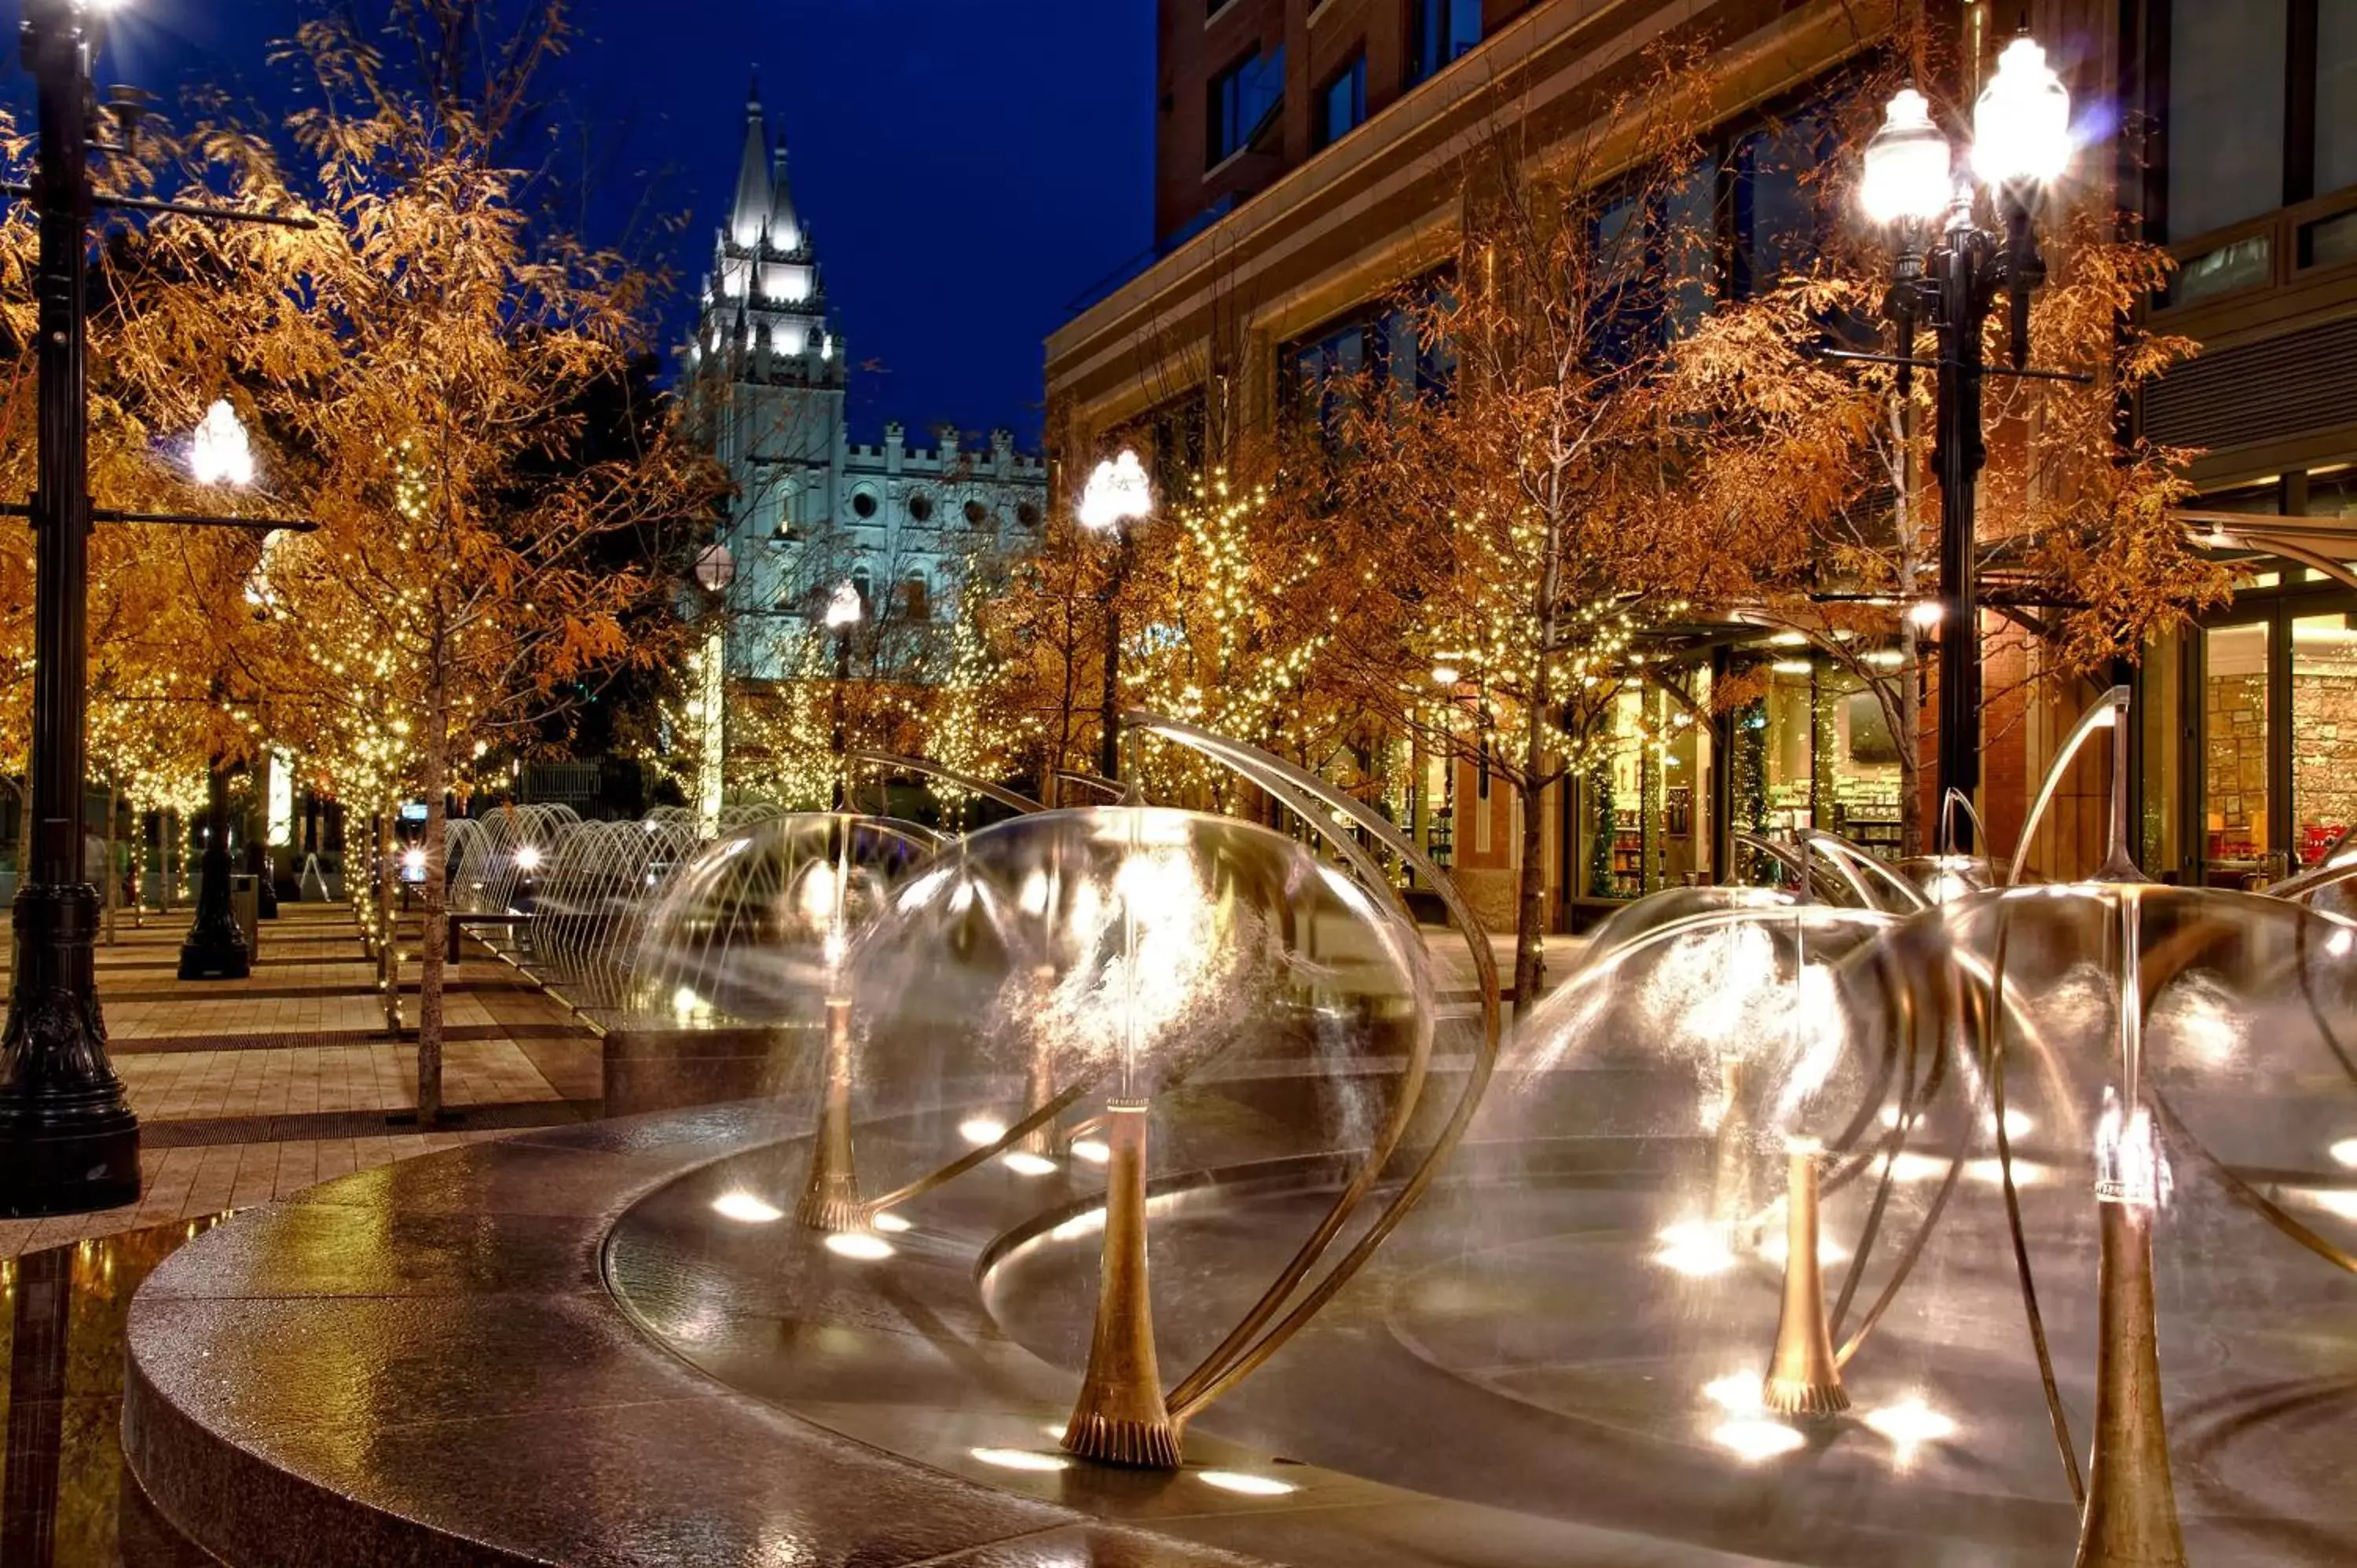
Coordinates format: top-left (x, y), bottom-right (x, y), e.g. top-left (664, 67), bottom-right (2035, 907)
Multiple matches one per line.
top-left (5, 0), bottom-right (1158, 448)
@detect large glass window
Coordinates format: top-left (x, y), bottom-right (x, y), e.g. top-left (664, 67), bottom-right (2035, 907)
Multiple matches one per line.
top-left (2316, 0), bottom-right (2357, 195)
top-left (1732, 115), bottom-right (1827, 298)
top-left (1406, 0), bottom-right (1481, 88)
top-left (2167, 0), bottom-right (2287, 240)
top-left (1208, 44), bottom-right (1285, 168)
top-left (1318, 53), bottom-right (1367, 150)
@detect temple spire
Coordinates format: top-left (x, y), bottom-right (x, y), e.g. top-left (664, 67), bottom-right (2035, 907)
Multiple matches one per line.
top-left (729, 74), bottom-right (771, 247)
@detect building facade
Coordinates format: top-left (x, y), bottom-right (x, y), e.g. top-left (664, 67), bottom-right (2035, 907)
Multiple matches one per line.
top-left (682, 85), bottom-right (1047, 682)
top-left (1048, 0), bottom-right (2357, 929)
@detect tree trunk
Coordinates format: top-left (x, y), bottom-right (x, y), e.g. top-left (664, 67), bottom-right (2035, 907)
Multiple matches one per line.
top-left (1512, 694), bottom-right (1552, 1008)
top-left (130, 808), bottom-right (145, 928)
top-left (162, 811), bottom-right (176, 914)
top-left (415, 675), bottom-right (452, 1128)
top-left (103, 783), bottom-right (118, 944)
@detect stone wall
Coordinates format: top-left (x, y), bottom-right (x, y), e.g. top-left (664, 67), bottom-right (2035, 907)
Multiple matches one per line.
top-left (2293, 645), bottom-right (2357, 851)
top-left (2205, 672), bottom-right (2267, 837)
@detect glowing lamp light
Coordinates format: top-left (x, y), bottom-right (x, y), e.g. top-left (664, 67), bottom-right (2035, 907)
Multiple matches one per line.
top-left (1197, 1471), bottom-right (1299, 1497)
top-left (2327, 926), bottom-right (2355, 958)
top-left (1770, 659), bottom-right (1815, 676)
top-left (1973, 35), bottom-right (2073, 187)
top-left (1906, 599), bottom-right (1945, 629)
top-left (1002, 1151), bottom-right (1059, 1178)
top-left (824, 580), bottom-right (863, 628)
top-left (694, 541), bottom-right (735, 593)
top-left (1860, 86), bottom-right (1953, 225)
top-left (1071, 1138), bottom-right (1112, 1165)
top-left (1430, 664), bottom-right (1461, 686)
top-left (871, 1211), bottom-right (913, 1233)
top-left (959, 1116), bottom-right (1010, 1146)
top-left (823, 1231), bottom-right (895, 1261)
top-left (2330, 1136), bottom-right (2357, 1169)
top-left (189, 400), bottom-right (255, 487)
top-left (711, 1191), bottom-right (783, 1224)
top-left (514, 844), bottom-right (542, 872)
top-left (1078, 449), bottom-right (1152, 533)
top-left (401, 847), bottom-right (426, 877)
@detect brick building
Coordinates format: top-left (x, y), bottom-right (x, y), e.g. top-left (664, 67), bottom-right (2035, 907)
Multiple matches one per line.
top-left (1048, 0), bottom-right (2357, 928)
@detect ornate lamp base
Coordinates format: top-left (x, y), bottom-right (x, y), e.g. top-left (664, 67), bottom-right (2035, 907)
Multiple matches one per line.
top-left (178, 847), bottom-right (250, 980)
top-left (1061, 1100), bottom-right (1182, 1468)
top-left (1, 883), bottom-right (140, 1216)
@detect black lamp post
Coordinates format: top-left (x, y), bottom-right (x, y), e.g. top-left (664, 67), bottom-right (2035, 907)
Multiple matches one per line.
top-left (1078, 450), bottom-right (1151, 785)
top-left (0, 1), bottom-right (311, 1214)
top-left (178, 745), bottom-right (250, 980)
top-left (1857, 38), bottom-right (2073, 853)
top-left (0, 0), bottom-right (134, 1214)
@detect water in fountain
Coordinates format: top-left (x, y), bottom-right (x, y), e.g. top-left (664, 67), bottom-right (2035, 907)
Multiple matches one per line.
top-left (530, 816), bottom-right (704, 1017)
top-left (628, 811), bottom-right (944, 1029)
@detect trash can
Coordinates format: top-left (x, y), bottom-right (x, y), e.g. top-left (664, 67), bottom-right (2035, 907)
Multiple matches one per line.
top-left (230, 874), bottom-right (260, 959)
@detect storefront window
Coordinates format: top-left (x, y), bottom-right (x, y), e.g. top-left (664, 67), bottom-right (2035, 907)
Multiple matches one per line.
top-left (1754, 659), bottom-right (1905, 859)
top-left (2201, 621), bottom-right (2269, 885)
top-left (2292, 611), bottom-right (2357, 865)
top-left (1582, 680), bottom-right (1709, 899)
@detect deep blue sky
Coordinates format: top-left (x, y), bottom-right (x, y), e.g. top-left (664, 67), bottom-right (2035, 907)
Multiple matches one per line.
top-left (5, 0), bottom-right (1157, 448)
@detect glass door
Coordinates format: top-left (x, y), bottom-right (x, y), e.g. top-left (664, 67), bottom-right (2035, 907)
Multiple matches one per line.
top-left (2291, 610), bottom-right (2357, 867)
top-left (2198, 621), bottom-right (2270, 886)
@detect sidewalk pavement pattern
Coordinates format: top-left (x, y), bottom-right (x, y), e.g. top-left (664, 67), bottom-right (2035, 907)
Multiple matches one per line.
top-left (0, 901), bottom-right (599, 1258)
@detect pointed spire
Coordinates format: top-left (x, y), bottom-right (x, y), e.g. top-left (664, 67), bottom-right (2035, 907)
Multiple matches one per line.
top-left (729, 74), bottom-right (771, 247)
top-left (770, 131), bottom-right (801, 251)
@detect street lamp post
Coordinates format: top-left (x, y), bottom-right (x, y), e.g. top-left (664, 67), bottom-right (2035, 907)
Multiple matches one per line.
top-left (2, 2), bottom-right (313, 1213)
top-left (1857, 37), bottom-right (2072, 852)
top-left (0, 0), bottom-right (137, 1214)
top-left (181, 406), bottom-right (262, 981)
top-left (1078, 451), bottom-right (1152, 784)
top-left (824, 579), bottom-right (863, 805)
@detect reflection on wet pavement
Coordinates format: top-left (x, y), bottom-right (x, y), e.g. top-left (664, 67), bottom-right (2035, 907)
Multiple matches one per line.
top-left (1, 1215), bottom-right (224, 1567)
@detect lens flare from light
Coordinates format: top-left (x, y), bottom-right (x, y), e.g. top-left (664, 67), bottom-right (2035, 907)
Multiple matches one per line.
top-left (823, 1232), bottom-right (895, 1261)
top-left (970, 1446), bottom-right (1069, 1472)
top-left (1197, 1470), bottom-right (1298, 1497)
top-left (871, 1211), bottom-right (913, 1233)
top-left (2331, 1137), bottom-right (2357, 1169)
top-left (710, 1191), bottom-right (783, 1224)
top-left (1072, 1138), bottom-right (1112, 1165)
top-left (515, 843), bottom-right (543, 871)
top-left (1002, 1152), bottom-right (1059, 1177)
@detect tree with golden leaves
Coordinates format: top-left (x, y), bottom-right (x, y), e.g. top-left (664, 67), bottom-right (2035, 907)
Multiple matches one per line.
top-left (1324, 80), bottom-right (1860, 1001)
top-left (232, 2), bottom-right (719, 1123)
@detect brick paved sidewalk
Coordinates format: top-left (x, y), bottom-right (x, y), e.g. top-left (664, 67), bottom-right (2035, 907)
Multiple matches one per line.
top-left (0, 899), bottom-right (603, 1258)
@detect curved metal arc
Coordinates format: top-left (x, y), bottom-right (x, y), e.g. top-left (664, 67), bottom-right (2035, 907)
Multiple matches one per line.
top-left (867, 1080), bottom-right (1094, 1215)
top-left (847, 750), bottom-right (1044, 816)
top-left (1941, 788), bottom-right (1989, 861)
top-left (1054, 770), bottom-right (1124, 801)
top-left (2151, 1090), bottom-right (2357, 1275)
top-left (2007, 686), bottom-right (2128, 887)
top-left (1798, 830), bottom-right (1928, 912)
top-left (1124, 711), bottom-right (1501, 1424)
top-left (2264, 851), bottom-right (2357, 902)
top-left (1732, 830), bottom-right (1854, 905)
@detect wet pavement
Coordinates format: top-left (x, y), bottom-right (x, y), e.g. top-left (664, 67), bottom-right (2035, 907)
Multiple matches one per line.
top-left (0, 1216), bottom-right (223, 1567)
